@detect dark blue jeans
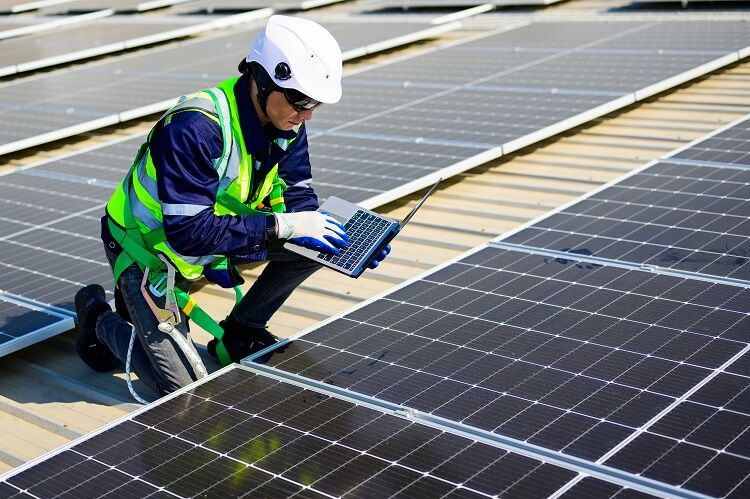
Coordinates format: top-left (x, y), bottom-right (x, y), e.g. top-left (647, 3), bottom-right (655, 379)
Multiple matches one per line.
top-left (96, 241), bottom-right (321, 396)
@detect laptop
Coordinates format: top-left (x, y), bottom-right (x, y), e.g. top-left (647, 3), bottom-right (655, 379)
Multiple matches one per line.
top-left (284, 179), bottom-right (441, 278)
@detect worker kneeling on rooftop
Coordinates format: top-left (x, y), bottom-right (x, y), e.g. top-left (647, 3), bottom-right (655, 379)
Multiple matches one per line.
top-left (73, 15), bottom-right (389, 398)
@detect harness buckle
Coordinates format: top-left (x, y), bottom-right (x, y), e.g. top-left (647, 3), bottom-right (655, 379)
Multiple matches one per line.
top-left (141, 255), bottom-right (181, 327)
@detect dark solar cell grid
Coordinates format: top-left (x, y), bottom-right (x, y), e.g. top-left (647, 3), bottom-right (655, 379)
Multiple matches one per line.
top-left (0, 300), bottom-right (64, 345)
top-left (558, 476), bottom-right (654, 498)
top-left (605, 369), bottom-right (750, 498)
top-left (259, 247), bottom-right (749, 467)
top-left (0, 367), bottom-right (582, 498)
top-left (670, 118), bottom-right (750, 167)
top-left (504, 160), bottom-right (750, 282)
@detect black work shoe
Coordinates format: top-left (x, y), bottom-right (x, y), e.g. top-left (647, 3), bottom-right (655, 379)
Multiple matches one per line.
top-left (207, 317), bottom-right (286, 363)
top-left (74, 284), bottom-right (119, 372)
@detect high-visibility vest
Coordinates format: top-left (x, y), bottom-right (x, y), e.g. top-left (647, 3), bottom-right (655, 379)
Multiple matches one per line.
top-left (106, 75), bottom-right (297, 281)
top-left (104, 76), bottom-right (299, 366)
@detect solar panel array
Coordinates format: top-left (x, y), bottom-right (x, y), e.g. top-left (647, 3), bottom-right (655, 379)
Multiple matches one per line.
top-left (233, 115), bottom-right (750, 497)
top-left (0, 11), bottom-right (271, 77)
top-left (1, 21), bottom-right (749, 356)
top-left (0, 7), bottom-right (748, 497)
top-left (0, 19), bottom-right (464, 357)
top-left (0, 365), bottom-right (646, 498)
top-left (2, 20), bottom-right (748, 200)
top-left (0, 18), bottom-right (462, 155)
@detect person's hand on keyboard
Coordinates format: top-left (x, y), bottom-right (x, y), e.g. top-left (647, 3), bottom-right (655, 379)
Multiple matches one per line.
top-left (369, 244), bottom-right (391, 269)
top-left (275, 211), bottom-right (349, 254)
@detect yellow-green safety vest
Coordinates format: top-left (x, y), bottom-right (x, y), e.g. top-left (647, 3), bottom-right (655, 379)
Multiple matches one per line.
top-left (107, 75), bottom-right (298, 280)
top-left (105, 76), bottom-right (299, 366)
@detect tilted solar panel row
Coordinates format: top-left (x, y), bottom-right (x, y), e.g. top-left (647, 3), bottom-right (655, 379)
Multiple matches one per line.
top-left (501, 115), bottom-right (750, 284)
top-left (0, 17), bottom-right (460, 156)
top-left (1, 20), bottom-right (748, 210)
top-left (0, 365), bottom-right (650, 498)
top-left (242, 243), bottom-right (750, 498)
top-left (0, 10), bottom-right (273, 78)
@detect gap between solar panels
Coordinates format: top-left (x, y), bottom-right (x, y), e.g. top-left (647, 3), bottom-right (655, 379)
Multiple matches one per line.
top-left (0, 363), bottom-right (663, 498)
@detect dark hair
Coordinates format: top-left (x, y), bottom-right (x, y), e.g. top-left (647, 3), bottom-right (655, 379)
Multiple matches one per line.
top-left (247, 61), bottom-right (277, 118)
top-left (238, 59), bottom-right (250, 74)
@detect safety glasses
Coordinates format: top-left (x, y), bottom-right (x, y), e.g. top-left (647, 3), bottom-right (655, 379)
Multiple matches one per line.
top-left (281, 87), bottom-right (322, 113)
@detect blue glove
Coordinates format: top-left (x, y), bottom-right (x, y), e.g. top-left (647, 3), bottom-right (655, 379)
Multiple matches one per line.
top-left (203, 262), bottom-right (245, 288)
top-left (276, 211), bottom-right (349, 255)
top-left (369, 244), bottom-right (391, 269)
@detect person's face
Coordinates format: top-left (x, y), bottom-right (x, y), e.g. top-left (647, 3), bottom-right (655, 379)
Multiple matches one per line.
top-left (264, 90), bottom-right (315, 131)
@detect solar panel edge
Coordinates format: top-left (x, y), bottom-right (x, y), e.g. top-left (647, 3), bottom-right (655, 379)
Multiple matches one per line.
top-left (0, 291), bottom-right (75, 357)
top-left (633, 50), bottom-right (742, 102)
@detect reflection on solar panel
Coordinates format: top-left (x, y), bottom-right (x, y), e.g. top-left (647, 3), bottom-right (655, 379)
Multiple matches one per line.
top-left (502, 116), bottom-right (750, 284)
top-left (245, 243), bottom-right (750, 496)
top-left (0, 365), bottom-right (643, 498)
top-left (0, 11), bottom-right (270, 77)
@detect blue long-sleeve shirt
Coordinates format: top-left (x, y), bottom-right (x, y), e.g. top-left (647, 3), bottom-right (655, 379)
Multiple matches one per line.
top-left (137, 73), bottom-right (318, 261)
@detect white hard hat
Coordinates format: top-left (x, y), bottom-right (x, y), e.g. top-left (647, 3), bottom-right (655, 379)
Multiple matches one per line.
top-left (246, 15), bottom-right (343, 104)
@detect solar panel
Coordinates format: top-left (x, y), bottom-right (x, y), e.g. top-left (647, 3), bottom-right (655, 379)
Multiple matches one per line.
top-left (0, 365), bottom-right (642, 498)
top-left (0, 294), bottom-right (72, 357)
top-left (0, 9), bottom-right (112, 41)
top-left (0, 137), bottom-right (135, 328)
top-left (0, 0), bottom-right (75, 13)
top-left (174, 0), bottom-right (346, 14)
top-left (44, 0), bottom-right (194, 13)
top-left (243, 244), bottom-right (749, 497)
top-left (501, 118), bottom-right (750, 284)
top-left (371, 0), bottom-right (563, 8)
top-left (0, 11), bottom-right (272, 77)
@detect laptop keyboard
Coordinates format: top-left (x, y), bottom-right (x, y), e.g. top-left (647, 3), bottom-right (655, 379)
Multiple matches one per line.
top-left (317, 210), bottom-right (391, 270)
